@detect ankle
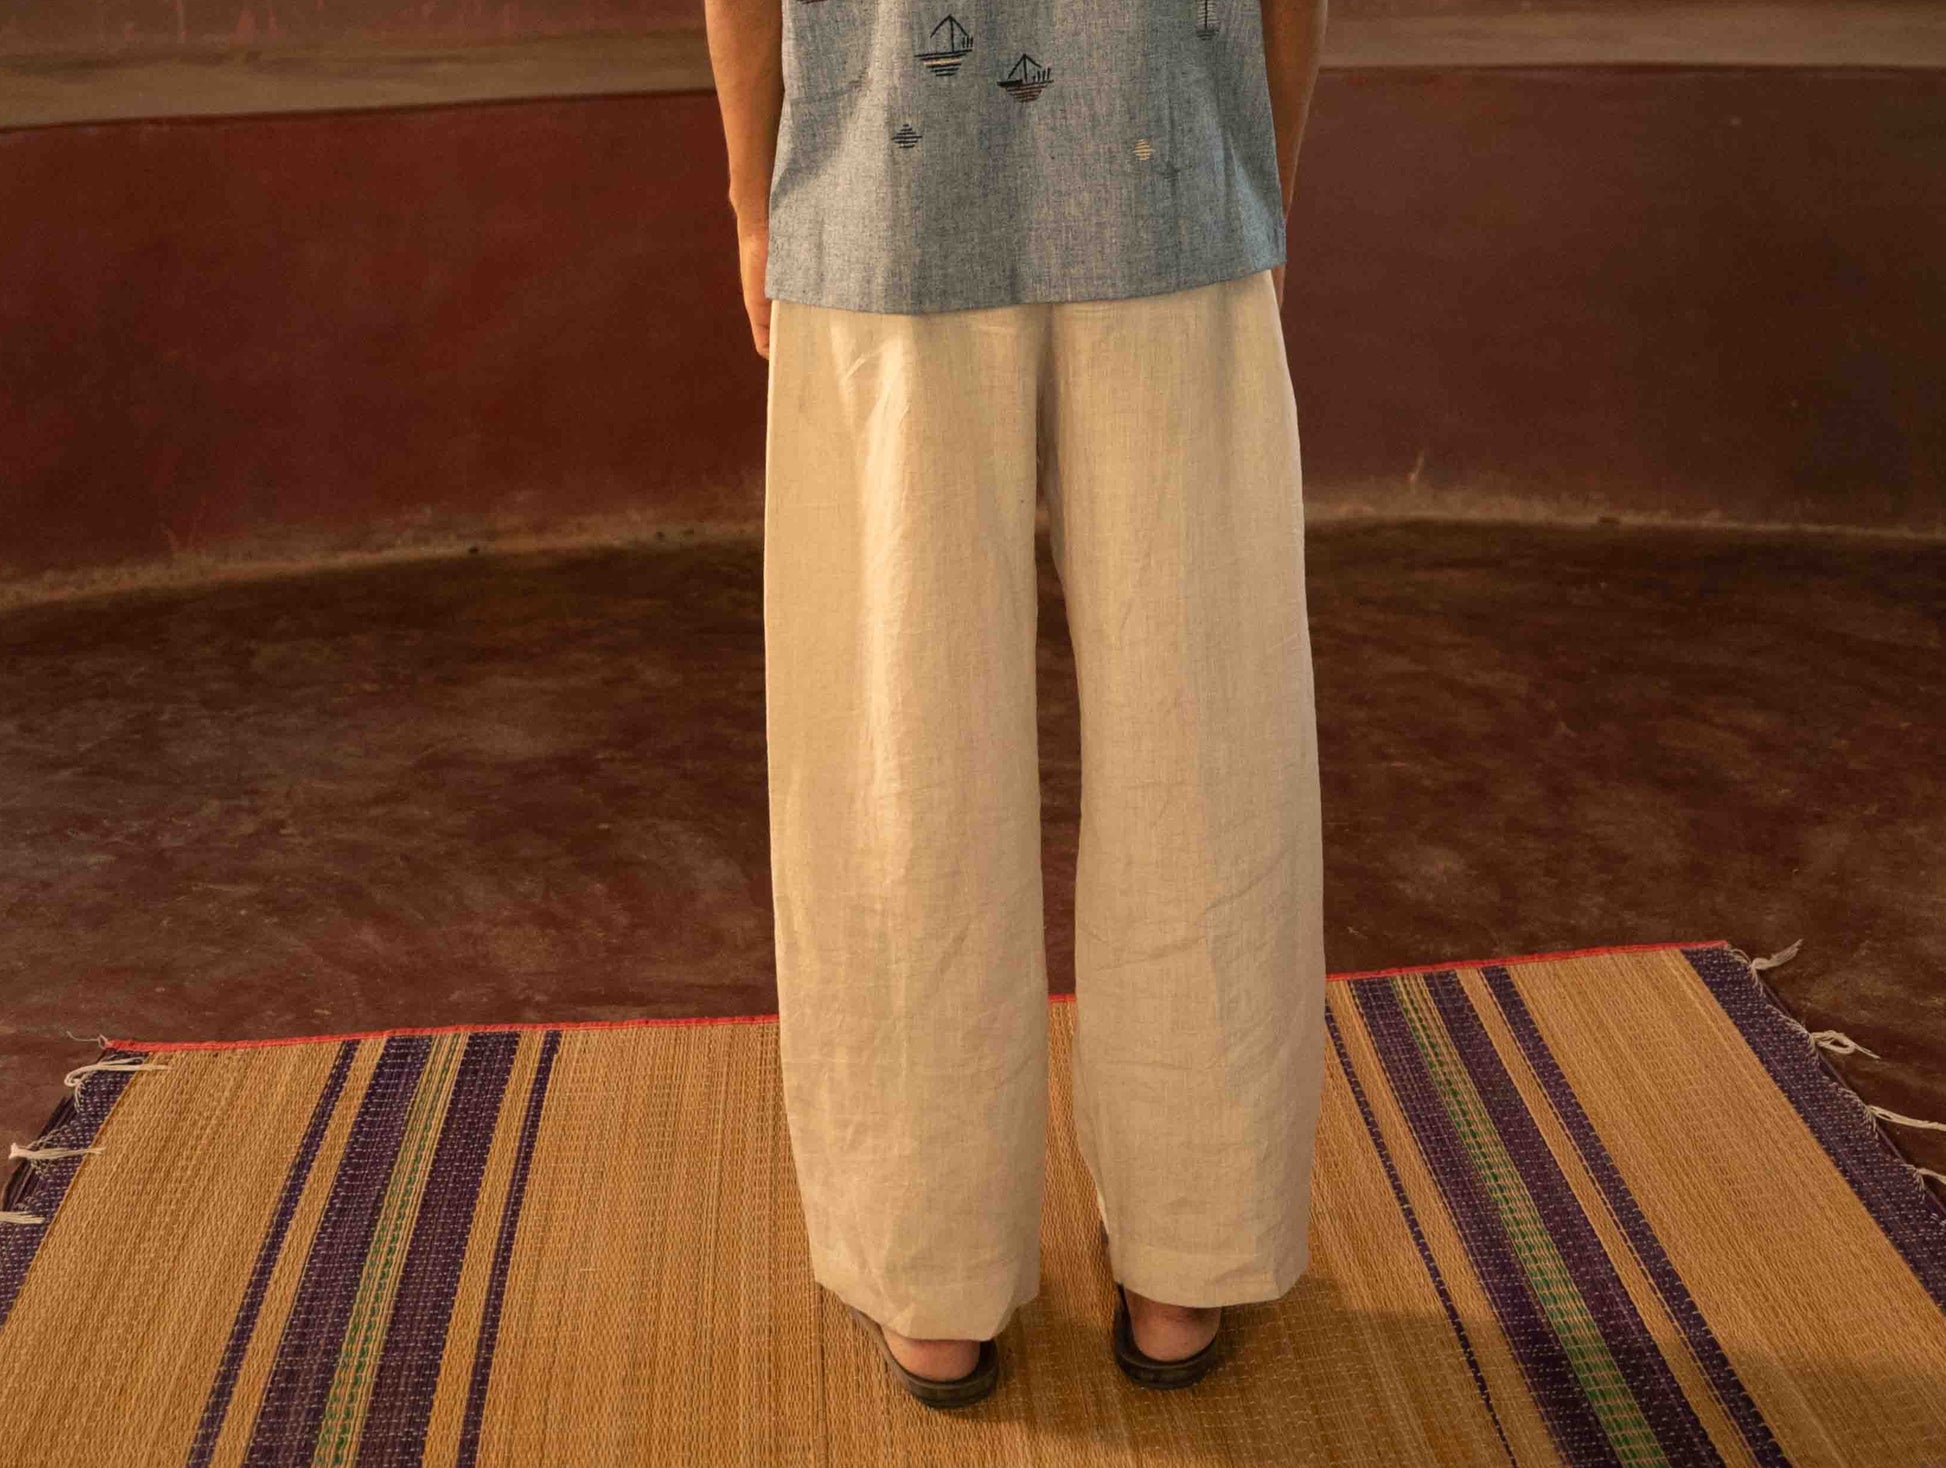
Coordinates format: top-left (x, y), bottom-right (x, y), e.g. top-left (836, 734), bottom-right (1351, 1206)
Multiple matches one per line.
top-left (1122, 1285), bottom-right (1222, 1362)
top-left (1125, 1285), bottom-right (1220, 1318)
top-left (882, 1324), bottom-right (981, 1380)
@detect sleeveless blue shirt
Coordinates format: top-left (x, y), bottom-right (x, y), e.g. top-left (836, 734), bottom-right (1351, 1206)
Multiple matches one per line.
top-left (763, 2), bottom-right (1288, 315)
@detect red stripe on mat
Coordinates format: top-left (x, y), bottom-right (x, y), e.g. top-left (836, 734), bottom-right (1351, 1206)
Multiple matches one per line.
top-left (102, 937), bottom-right (1734, 1052)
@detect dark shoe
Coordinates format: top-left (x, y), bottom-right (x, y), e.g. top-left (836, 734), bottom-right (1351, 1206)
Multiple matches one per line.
top-left (1103, 1222), bottom-right (1224, 1389)
top-left (845, 1304), bottom-right (999, 1409)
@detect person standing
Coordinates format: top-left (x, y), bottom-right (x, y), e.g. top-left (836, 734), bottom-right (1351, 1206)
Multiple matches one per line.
top-left (705, 0), bottom-right (1330, 1409)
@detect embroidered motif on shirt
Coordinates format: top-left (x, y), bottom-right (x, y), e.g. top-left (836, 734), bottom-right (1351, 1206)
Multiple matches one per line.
top-left (916, 15), bottom-right (973, 76)
top-left (1194, 0), bottom-right (1220, 37)
top-left (892, 121), bottom-right (922, 150)
top-left (998, 53), bottom-right (1053, 103)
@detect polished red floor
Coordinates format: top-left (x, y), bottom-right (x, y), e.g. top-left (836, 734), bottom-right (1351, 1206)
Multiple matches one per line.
top-left (3, 520), bottom-right (1940, 1191)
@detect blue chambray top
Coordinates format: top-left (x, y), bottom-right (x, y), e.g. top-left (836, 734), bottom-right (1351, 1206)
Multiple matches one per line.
top-left (763, 2), bottom-right (1288, 314)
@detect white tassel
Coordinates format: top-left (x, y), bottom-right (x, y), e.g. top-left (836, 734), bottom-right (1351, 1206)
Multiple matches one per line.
top-left (63, 1057), bottom-right (170, 1091)
top-left (8, 1143), bottom-right (103, 1162)
top-left (1750, 938), bottom-right (1802, 972)
top-left (1867, 1105), bottom-right (1946, 1135)
top-left (1808, 1030), bottom-right (1881, 1059)
top-left (1772, 1009), bottom-right (1878, 1061)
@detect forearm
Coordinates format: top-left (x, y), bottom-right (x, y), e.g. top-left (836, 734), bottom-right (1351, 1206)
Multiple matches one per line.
top-left (704, 0), bottom-right (784, 226)
top-left (1261, 0), bottom-right (1328, 221)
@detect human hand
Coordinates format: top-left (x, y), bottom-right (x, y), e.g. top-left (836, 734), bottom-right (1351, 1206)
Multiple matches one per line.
top-left (738, 215), bottom-right (772, 360)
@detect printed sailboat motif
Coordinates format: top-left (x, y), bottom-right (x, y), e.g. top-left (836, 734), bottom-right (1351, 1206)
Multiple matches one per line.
top-left (997, 52), bottom-right (1053, 102)
top-left (916, 15), bottom-right (973, 76)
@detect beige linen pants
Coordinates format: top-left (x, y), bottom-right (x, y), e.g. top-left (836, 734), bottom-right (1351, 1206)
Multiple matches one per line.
top-left (762, 267), bottom-right (1327, 1343)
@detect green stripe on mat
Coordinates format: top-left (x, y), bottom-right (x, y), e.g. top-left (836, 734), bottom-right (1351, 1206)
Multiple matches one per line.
top-left (1394, 975), bottom-right (1667, 1467)
top-left (315, 1032), bottom-right (464, 1463)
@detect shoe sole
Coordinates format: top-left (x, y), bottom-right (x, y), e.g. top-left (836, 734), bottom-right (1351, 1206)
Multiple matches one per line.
top-left (1102, 1220), bottom-right (1223, 1389)
top-left (845, 1304), bottom-right (999, 1409)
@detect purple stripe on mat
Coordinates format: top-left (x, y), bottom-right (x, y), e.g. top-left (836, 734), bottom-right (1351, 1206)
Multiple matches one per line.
top-left (1351, 977), bottom-right (1624, 1468)
top-left (1326, 1005), bottom-right (1517, 1465)
top-left (1483, 964), bottom-right (1788, 1466)
top-left (353, 1032), bottom-right (520, 1468)
top-left (455, 1029), bottom-right (561, 1468)
top-left (1684, 944), bottom-right (1946, 1313)
top-left (242, 1034), bottom-right (435, 1468)
top-left (1424, 973), bottom-right (1721, 1466)
top-left (0, 1052), bottom-right (139, 1330)
top-left (187, 1040), bottom-right (359, 1468)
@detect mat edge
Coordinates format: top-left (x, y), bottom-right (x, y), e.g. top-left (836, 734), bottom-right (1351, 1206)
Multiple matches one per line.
top-left (1689, 943), bottom-right (1946, 1225)
top-left (0, 1043), bottom-right (145, 1323)
top-left (2, 1042), bottom-right (145, 1214)
top-left (96, 938), bottom-right (1733, 1052)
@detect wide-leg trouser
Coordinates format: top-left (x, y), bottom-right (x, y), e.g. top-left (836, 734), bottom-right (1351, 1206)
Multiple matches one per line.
top-left (761, 267), bottom-right (1327, 1343)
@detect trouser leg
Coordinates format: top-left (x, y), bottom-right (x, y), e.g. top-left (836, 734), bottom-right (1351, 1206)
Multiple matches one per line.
top-left (762, 294), bottom-right (1049, 1341)
top-left (1042, 268), bottom-right (1329, 1308)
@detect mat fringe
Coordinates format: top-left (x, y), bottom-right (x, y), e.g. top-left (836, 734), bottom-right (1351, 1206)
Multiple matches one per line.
top-left (0, 1045), bottom-right (164, 1228)
top-left (1725, 940), bottom-right (1946, 1196)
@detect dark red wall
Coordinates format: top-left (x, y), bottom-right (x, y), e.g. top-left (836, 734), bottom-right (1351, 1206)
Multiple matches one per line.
top-left (3, 69), bottom-right (1942, 580)
top-left (2, 91), bottom-right (754, 575)
top-left (3, 0), bottom-right (1864, 57)
top-left (0, 0), bottom-right (697, 53)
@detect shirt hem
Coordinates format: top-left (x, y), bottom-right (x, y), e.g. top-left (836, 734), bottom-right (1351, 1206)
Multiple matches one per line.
top-left (764, 243), bottom-right (1289, 317)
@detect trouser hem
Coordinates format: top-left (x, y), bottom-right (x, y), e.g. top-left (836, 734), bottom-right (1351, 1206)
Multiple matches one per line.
top-left (810, 1257), bottom-right (1042, 1342)
top-left (1106, 1230), bottom-right (1313, 1310)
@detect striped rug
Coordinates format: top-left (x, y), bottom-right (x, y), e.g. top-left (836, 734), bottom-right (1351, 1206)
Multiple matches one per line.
top-left (2, 939), bottom-right (1942, 1465)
